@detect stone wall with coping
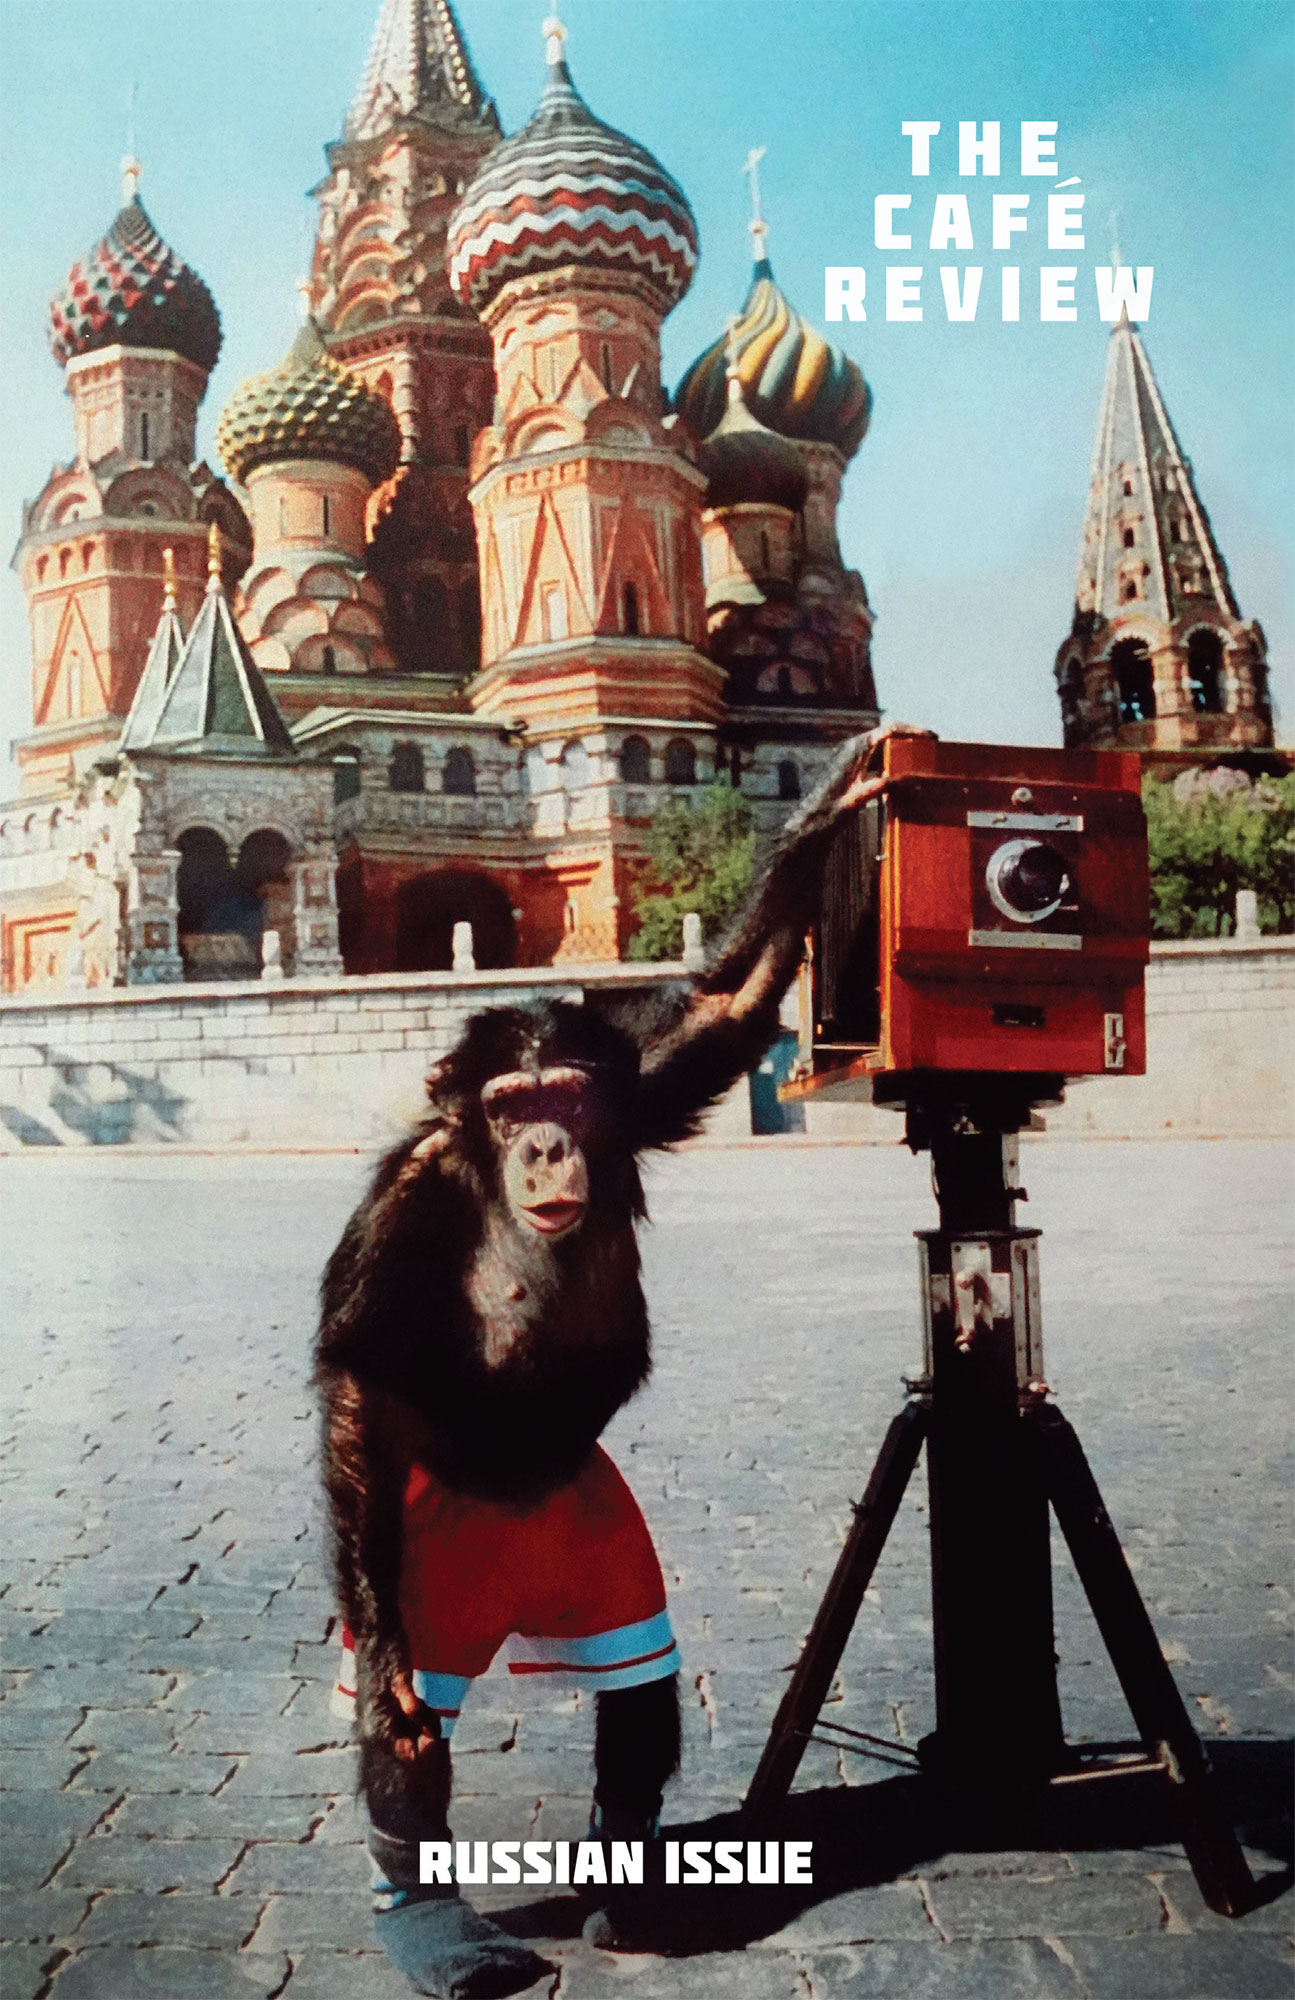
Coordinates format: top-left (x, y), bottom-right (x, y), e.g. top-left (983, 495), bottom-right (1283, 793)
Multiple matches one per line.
top-left (0, 939), bottom-right (1289, 1150)
top-left (0, 963), bottom-right (693, 1150)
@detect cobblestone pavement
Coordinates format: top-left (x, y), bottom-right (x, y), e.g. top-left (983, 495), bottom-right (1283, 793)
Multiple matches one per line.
top-left (1, 1137), bottom-right (1292, 2000)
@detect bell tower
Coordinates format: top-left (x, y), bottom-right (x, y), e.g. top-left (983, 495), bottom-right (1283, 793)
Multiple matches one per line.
top-left (1055, 310), bottom-right (1273, 766)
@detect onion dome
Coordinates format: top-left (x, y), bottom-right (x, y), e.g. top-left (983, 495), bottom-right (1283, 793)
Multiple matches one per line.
top-left (698, 376), bottom-right (808, 512)
top-left (447, 17), bottom-right (697, 316)
top-left (49, 170), bottom-right (222, 374)
top-left (217, 319), bottom-right (402, 486)
top-left (675, 261), bottom-right (870, 461)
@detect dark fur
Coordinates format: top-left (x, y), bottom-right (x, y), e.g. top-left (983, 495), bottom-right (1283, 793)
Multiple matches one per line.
top-left (313, 729), bottom-right (883, 1830)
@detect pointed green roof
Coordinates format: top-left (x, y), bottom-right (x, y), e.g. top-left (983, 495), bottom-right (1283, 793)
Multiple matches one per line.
top-left (120, 558), bottom-right (185, 751)
top-left (135, 536), bottom-right (294, 757)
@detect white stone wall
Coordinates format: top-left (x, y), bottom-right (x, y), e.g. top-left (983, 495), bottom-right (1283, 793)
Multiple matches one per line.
top-left (0, 941), bottom-right (1289, 1150)
top-left (0, 964), bottom-right (687, 1150)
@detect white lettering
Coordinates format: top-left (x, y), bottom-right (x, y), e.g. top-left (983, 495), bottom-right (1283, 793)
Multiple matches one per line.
top-left (959, 121), bottom-right (1000, 175)
top-left (455, 1841), bottom-right (488, 1884)
top-left (929, 194), bottom-right (973, 251)
top-left (886, 266), bottom-right (924, 321)
top-left (611, 1842), bottom-right (643, 1885)
top-left (1095, 265), bottom-right (1154, 321)
top-left (521, 1842), bottom-right (552, 1884)
top-left (1041, 266), bottom-right (1078, 321)
top-left (941, 267), bottom-right (983, 321)
top-left (992, 193), bottom-right (1030, 249)
top-left (713, 1840), bottom-right (745, 1884)
top-left (901, 120), bottom-right (941, 175)
top-left (572, 1841), bottom-right (607, 1886)
top-left (825, 266), bottom-right (867, 321)
top-left (491, 1841), bottom-right (520, 1884)
top-left (682, 1840), bottom-right (712, 1884)
top-left (1022, 121), bottom-right (1059, 176)
top-left (1048, 192), bottom-right (1085, 249)
top-left (784, 1841), bottom-right (814, 1885)
top-left (419, 1841), bottom-right (452, 1884)
top-left (874, 194), bottom-right (913, 249)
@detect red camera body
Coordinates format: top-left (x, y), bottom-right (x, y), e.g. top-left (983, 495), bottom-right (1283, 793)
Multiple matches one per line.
top-left (800, 738), bottom-right (1150, 1094)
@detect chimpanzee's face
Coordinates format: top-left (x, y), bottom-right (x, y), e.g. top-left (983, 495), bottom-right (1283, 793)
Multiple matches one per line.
top-left (482, 1066), bottom-right (596, 1240)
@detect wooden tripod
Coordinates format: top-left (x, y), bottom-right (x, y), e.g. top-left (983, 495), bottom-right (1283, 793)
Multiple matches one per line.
top-left (744, 1087), bottom-right (1256, 1919)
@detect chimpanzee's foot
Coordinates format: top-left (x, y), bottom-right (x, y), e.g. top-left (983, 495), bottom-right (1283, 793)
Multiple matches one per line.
top-left (376, 1894), bottom-right (551, 1999)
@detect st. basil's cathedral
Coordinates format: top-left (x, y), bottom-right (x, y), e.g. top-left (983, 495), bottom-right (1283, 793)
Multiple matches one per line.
top-left (0, 0), bottom-right (1274, 995)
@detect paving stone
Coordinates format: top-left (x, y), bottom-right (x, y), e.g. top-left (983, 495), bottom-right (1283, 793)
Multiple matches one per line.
top-left (1062, 1932), bottom-right (1295, 1998)
top-left (73, 1893), bottom-right (259, 1950)
top-left (53, 1836), bottom-right (247, 1894)
top-left (0, 1795), bottom-right (110, 1891)
top-left (274, 1948), bottom-right (430, 1999)
top-left (46, 1947), bottom-right (291, 1998)
top-left (108, 1792), bottom-right (328, 1841)
top-left (761, 1880), bottom-right (935, 1945)
top-left (553, 1946), bottom-right (807, 1998)
top-left (62, 1752), bottom-right (239, 1794)
top-left (923, 1869), bottom-right (1166, 1937)
top-left (0, 1942), bottom-right (57, 2000)
top-left (221, 1843), bottom-right (368, 1897)
top-left (214, 1751), bottom-right (355, 1798)
top-left (242, 1889), bottom-right (378, 1952)
top-left (0, 1891), bottom-right (91, 1944)
top-left (803, 1938), bottom-right (1087, 1997)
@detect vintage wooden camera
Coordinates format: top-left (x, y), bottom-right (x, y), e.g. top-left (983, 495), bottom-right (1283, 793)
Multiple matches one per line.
top-left (798, 736), bottom-right (1150, 1094)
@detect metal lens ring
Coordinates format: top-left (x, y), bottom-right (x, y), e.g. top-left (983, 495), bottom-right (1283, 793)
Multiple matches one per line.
top-left (984, 837), bottom-right (1071, 925)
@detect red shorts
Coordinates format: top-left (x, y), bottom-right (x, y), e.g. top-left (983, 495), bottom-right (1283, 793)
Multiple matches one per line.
top-left (333, 1445), bottom-right (679, 1736)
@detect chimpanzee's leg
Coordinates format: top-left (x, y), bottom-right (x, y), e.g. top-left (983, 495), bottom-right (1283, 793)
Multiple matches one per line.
top-left (592, 1674), bottom-right (681, 1835)
top-left (361, 1729), bottom-right (550, 2000)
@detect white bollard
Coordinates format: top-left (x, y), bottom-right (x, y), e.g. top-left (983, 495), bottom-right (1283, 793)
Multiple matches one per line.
top-left (452, 920), bottom-right (476, 973)
top-left (1234, 888), bottom-right (1260, 942)
top-left (261, 929), bottom-right (285, 981)
top-left (681, 910), bottom-right (705, 972)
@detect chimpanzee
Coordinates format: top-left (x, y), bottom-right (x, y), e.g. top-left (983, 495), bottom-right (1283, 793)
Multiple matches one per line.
top-left (315, 726), bottom-right (913, 1997)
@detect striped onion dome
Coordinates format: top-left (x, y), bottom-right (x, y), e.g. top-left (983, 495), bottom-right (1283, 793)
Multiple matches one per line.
top-left (49, 190), bottom-right (221, 373)
top-left (447, 28), bottom-right (697, 316)
top-left (698, 378), bottom-right (808, 512)
top-left (675, 260), bottom-right (870, 461)
top-left (217, 319), bottom-right (402, 486)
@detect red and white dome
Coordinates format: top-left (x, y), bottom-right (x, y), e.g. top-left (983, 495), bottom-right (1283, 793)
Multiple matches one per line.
top-left (447, 23), bottom-right (697, 316)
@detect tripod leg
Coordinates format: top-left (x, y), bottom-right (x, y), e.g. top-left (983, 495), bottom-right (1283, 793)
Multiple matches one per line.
top-left (744, 1398), bottom-right (928, 1819)
top-left (1027, 1400), bottom-right (1256, 1917)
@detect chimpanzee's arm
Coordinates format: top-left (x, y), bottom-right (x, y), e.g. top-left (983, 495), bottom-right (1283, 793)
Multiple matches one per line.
top-left (635, 725), bottom-right (919, 1148)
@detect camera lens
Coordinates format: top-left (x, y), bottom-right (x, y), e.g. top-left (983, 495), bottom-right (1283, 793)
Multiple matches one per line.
top-left (985, 838), bottom-right (1071, 924)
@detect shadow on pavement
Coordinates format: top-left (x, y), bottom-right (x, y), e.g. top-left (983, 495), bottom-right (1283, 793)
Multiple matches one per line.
top-left (497, 1736), bottom-right (1293, 1956)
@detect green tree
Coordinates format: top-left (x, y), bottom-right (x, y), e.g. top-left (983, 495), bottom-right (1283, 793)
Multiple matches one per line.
top-left (1144, 772), bottom-right (1295, 938)
top-left (626, 777), bottom-right (756, 961)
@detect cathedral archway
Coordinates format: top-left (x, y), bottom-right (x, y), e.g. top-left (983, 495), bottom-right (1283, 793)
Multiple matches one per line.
top-left (395, 870), bottom-right (516, 972)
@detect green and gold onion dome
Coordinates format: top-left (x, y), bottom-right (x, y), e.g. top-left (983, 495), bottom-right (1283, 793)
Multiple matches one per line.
top-left (675, 260), bottom-right (870, 461)
top-left (217, 319), bottom-right (402, 487)
top-left (698, 375), bottom-right (808, 513)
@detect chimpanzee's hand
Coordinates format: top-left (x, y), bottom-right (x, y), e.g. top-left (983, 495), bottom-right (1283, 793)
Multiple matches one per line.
top-left (834, 720), bottom-right (937, 815)
top-left (361, 1643), bottom-right (442, 1762)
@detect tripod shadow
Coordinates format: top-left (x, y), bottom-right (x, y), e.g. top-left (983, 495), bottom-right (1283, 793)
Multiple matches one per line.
top-left (498, 1737), bottom-right (1292, 1955)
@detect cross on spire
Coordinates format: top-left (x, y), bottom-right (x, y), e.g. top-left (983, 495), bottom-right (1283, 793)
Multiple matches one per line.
top-left (543, 14), bottom-right (567, 66)
top-left (742, 146), bottom-right (769, 262)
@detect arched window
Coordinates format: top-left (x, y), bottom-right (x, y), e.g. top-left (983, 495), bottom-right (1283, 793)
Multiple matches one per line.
top-left (560, 739), bottom-right (589, 793)
top-left (389, 741), bottom-right (425, 792)
top-left (778, 758), bottom-right (801, 801)
top-left (322, 495), bottom-right (331, 537)
top-left (540, 581), bottom-right (568, 642)
top-left (443, 746), bottom-right (477, 796)
top-left (140, 411), bottom-right (150, 458)
top-left (620, 734), bottom-right (651, 784)
top-left (760, 530), bottom-right (771, 572)
top-left (1186, 629), bottom-right (1223, 714)
top-left (664, 737), bottom-right (696, 786)
top-left (1122, 526), bottom-right (1135, 549)
top-left (621, 580), bottom-right (641, 635)
top-left (1110, 638), bottom-right (1156, 724)
top-left (600, 341), bottom-right (614, 392)
top-left (332, 748), bottom-right (362, 803)
top-left (322, 644), bottom-right (337, 674)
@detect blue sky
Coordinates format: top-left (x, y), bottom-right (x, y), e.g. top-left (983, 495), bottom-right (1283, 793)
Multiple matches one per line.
top-left (1, 0), bottom-right (1291, 787)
